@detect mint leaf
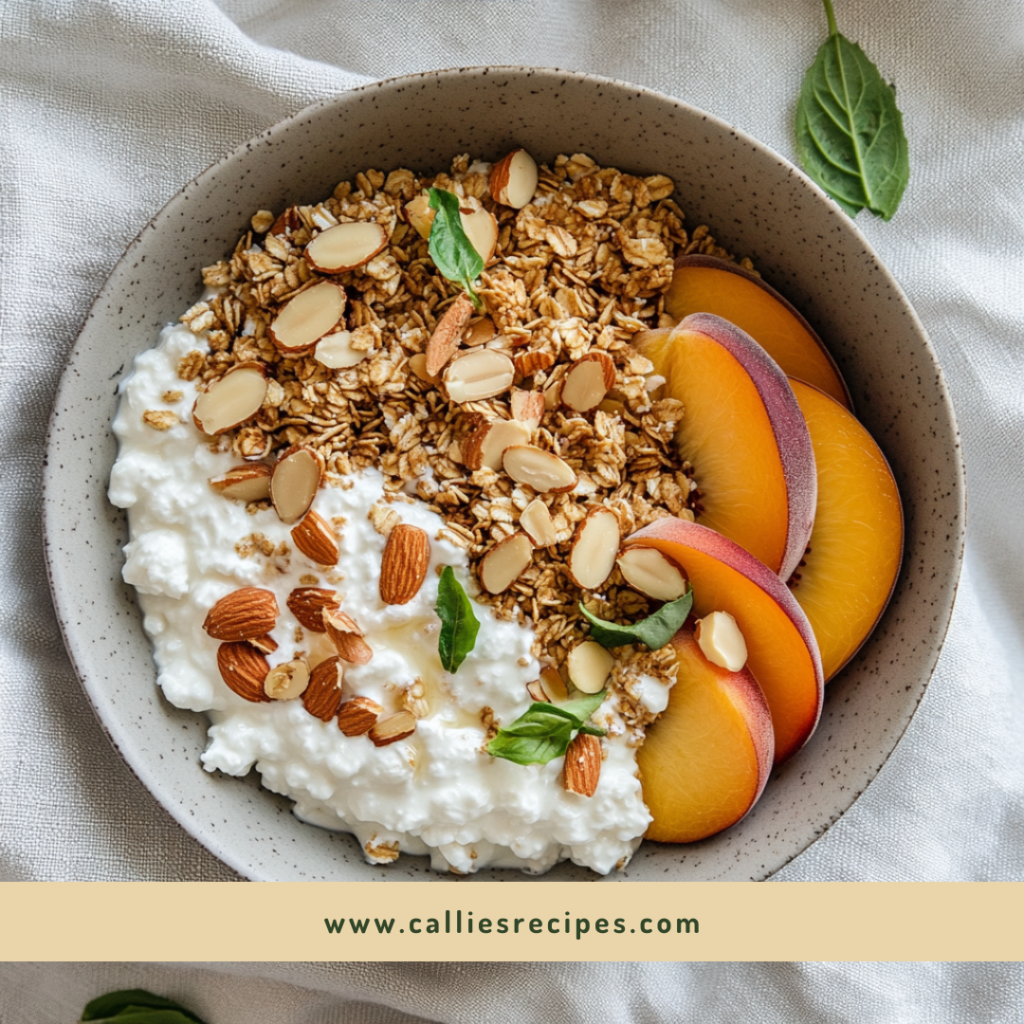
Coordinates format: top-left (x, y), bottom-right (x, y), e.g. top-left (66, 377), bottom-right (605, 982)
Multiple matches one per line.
top-left (579, 591), bottom-right (692, 651)
top-left (486, 691), bottom-right (607, 766)
top-left (436, 566), bottom-right (480, 673)
top-left (795, 0), bottom-right (909, 220)
top-left (81, 991), bottom-right (206, 1024)
top-left (427, 188), bottom-right (484, 307)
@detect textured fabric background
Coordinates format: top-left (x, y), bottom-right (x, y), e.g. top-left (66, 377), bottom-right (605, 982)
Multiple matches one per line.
top-left (1, 961), bottom-right (1023, 1024)
top-left (1, 0), bottom-right (1022, 890)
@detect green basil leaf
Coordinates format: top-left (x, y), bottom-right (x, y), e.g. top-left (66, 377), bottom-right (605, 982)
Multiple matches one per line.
top-left (486, 692), bottom-right (607, 765)
top-left (81, 991), bottom-right (206, 1024)
top-left (427, 188), bottom-right (484, 306)
top-left (436, 566), bottom-right (481, 672)
top-left (796, 0), bottom-right (909, 220)
top-left (579, 591), bottom-right (692, 650)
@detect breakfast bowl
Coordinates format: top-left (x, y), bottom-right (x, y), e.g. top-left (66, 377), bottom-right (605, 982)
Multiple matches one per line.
top-left (43, 66), bottom-right (965, 881)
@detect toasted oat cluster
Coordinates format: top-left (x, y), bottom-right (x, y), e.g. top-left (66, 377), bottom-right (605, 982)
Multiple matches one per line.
top-left (170, 151), bottom-right (751, 714)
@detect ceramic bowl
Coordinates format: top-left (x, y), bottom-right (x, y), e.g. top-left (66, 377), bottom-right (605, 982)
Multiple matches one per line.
top-left (43, 67), bottom-right (965, 881)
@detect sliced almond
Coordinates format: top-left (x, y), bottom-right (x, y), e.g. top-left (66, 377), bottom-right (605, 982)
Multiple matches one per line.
top-left (513, 349), bottom-right (556, 377)
top-left (379, 523), bottom-right (430, 605)
top-left (543, 378), bottom-right (564, 410)
top-left (306, 221), bottom-right (388, 274)
top-left (402, 193), bottom-right (435, 239)
top-left (368, 710), bottom-right (417, 747)
top-left (617, 546), bottom-right (689, 602)
top-left (216, 641), bottom-right (272, 703)
top-left (426, 293), bottom-right (475, 377)
top-left (337, 695), bottom-right (383, 736)
top-left (409, 353), bottom-right (440, 384)
top-left (695, 611), bottom-right (748, 672)
top-left (461, 418), bottom-right (532, 471)
top-left (248, 634), bottom-right (278, 655)
top-left (204, 587), bottom-right (279, 641)
top-left (444, 348), bottom-right (515, 404)
top-left (270, 445), bottom-right (325, 525)
top-left (478, 532), bottom-right (533, 595)
top-left (314, 330), bottom-right (368, 369)
top-left (270, 206), bottom-right (301, 237)
top-left (489, 148), bottom-right (539, 209)
top-left (568, 507), bottom-right (620, 589)
top-left (502, 445), bottom-right (577, 494)
top-left (192, 362), bottom-right (268, 436)
top-left (291, 509), bottom-right (339, 566)
top-left (302, 656), bottom-right (345, 721)
top-left (526, 680), bottom-right (549, 703)
top-left (460, 206), bottom-right (499, 263)
top-left (286, 587), bottom-right (340, 632)
top-left (519, 498), bottom-right (557, 547)
top-left (510, 389), bottom-right (544, 431)
top-left (464, 317), bottom-right (497, 347)
top-left (264, 658), bottom-right (310, 700)
top-left (268, 281), bottom-right (346, 353)
top-left (566, 640), bottom-right (614, 694)
top-left (209, 463), bottom-right (272, 502)
top-left (563, 732), bottom-right (601, 797)
top-left (539, 665), bottom-right (570, 703)
top-left (323, 607), bottom-right (373, 665)
top-left (561, 351), bottom-right (617, 413)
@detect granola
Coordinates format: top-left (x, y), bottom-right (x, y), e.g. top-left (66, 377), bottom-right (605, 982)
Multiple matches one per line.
top-left (180, 151), bottom-right (752, 727)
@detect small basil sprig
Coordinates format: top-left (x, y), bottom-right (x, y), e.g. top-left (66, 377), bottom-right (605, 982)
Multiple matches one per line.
top-left (80, 990), bottom-right (207, 1024)
top-left (436, 565), bottom-right (480, 672)
top-left (579, 591), bottom-right (692, 651)
top-left (427, 187), bottom-right (484, 308)
top-left (796, 0), bottom-right (909, 220)
top-left (487, 689), bottom-right (607, 766)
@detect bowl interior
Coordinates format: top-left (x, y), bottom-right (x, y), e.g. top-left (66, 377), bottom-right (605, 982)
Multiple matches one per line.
top-left (44, 67), bottom-right (964, 881)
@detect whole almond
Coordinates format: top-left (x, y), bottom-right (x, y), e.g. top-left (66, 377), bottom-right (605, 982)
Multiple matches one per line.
top-left (216, 641), bottom-right (271, 703)
top-left (338, 695), bottom-right (384, 737)
top-left (287, 587), bottom-right (340, 632)
top-left (368, 710), bottom-right (417, 747)
top-left (204, 588), bottom-right (279, 641)
top-left (426, 293), bottom-right (475, 377)
top-left (563, 732), bottom-right (601, 797)
top-left (291, 509), bottom-right (339, 566)
top-left (379, 524), bottom-right (430, 605)
top-left (323, 607), bottom-right (373, 665)
top-left (302, 656), bottom-right (345, 721)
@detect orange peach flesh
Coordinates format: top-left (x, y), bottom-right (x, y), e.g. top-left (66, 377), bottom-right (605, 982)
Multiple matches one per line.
top-left (642, 314), bottom-right (816, 580)
top-left (664, 256), bottom-right (851, 409)
top-left (639, 629), bottom-right (774, 843)
top-left (628, 518), bottom-right (823, 764)
top-left (787, 380), bottom-right (904, 682)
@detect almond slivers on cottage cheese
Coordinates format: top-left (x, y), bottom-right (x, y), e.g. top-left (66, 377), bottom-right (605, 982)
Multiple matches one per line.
top-left (109, 152), bottom-right (746, 875)
top-left (110, 323), bottom-right (670, 874)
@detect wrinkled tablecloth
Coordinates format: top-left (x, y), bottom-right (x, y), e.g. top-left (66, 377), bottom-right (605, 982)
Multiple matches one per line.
top-left (1, 0), bottom-right (1022, 1017)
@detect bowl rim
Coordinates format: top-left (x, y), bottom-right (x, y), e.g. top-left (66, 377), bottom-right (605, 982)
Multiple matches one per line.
top-left (43, 64), bottom-right (967, 881)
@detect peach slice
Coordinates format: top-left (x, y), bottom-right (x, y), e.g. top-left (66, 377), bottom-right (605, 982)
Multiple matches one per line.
top-left (640, 313), bottom-right (816, 580)
top-left (627, 517), bottom-right (823, 763)
top-left (664, 255), bottom-right (851, 408)
top-left (638, 627), bottom-right (774, 843)
top-left (787, 379), bottom-right (904, 682)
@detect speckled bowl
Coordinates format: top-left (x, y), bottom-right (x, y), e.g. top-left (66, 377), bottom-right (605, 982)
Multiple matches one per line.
top-left (44, 67), bottom-right (965, 881)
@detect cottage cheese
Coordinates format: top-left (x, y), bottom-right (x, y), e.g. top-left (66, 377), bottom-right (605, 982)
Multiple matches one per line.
top-left (109, 323), bottom-right (671, 875)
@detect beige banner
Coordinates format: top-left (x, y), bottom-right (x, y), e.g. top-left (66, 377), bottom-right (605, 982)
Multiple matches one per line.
top-left (2, 883), bottom-right (1021, 962)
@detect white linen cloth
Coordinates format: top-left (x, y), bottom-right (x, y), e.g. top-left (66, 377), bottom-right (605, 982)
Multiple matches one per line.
top-left (1, 961), bottom-right (1023, 1024)
top-left (0, 0), bottom-right (1021, 996)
